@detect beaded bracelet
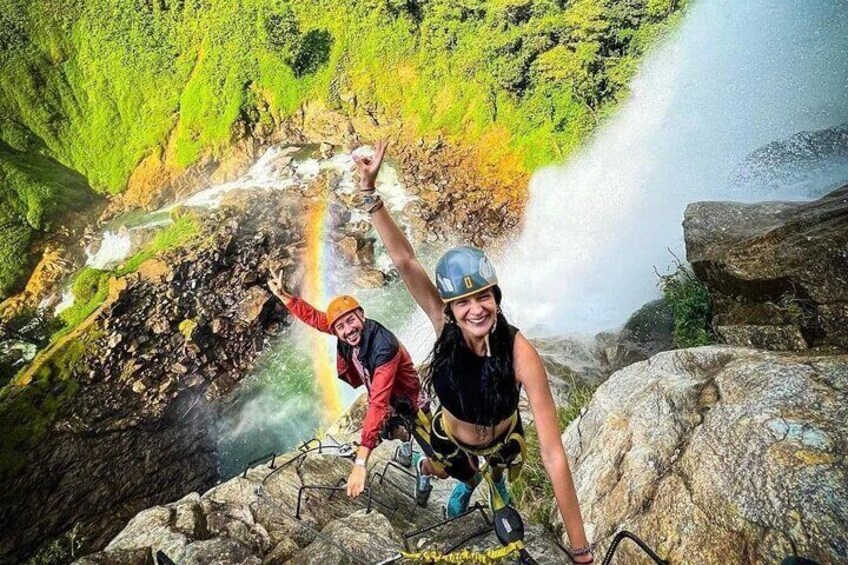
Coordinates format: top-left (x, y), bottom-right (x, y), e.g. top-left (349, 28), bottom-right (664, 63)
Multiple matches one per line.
top-left (571, 545), bottom-right (593, 556)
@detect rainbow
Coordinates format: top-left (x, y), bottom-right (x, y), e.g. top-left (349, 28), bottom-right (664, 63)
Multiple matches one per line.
top-left (302, 195), bottom-right (343, 421)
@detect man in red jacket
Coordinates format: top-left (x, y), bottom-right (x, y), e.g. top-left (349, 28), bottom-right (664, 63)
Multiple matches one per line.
top-left (269, 271), bottom-right (433, 504)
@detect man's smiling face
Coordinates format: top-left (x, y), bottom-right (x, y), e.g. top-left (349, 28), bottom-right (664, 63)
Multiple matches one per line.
top-left (333, 310), bottom-right (365, 346)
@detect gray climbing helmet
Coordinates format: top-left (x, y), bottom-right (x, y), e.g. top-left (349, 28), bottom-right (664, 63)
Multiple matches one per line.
top-left (434, 246), bottom-right (498, 303)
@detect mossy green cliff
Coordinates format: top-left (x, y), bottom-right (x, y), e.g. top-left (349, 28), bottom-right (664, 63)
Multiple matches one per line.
top-left (0, 0), bottom-right (686, 298)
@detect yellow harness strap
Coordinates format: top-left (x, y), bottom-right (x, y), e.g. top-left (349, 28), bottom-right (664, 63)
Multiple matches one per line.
top-left (440, 410), bottom-right (519, 457)
top-left (401, 540), bottom-right (524, 564)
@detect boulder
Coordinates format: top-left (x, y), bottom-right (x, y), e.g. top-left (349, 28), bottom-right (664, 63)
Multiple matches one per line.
top-left (599, 299), bottom-right (675, 371)
top-left (181, 537), bottom-right (261, 565)
top-left (560, 346), bottom-right (848, 564)
top-left (290, 510), bottom-right (402, 564)
top-left (74, 548), bottom-right (152, 565)
top-left (684, 185), bottom-right (848, 350)
top-left (105, 507), bottom-right (188, 563)
top-left (352, 268), bottom-right (386, 289)
top-left (237, 286), bottom-right (274, 324)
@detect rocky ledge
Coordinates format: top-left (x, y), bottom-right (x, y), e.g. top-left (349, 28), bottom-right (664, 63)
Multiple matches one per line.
top-left (75, 395), bottom-right (567, 565)
top-left (562, 346), bottom-right (847, 564)
top-left (684, 184), bottom-right (848, 351)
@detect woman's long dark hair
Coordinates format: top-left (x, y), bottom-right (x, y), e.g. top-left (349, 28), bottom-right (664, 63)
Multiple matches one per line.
top-left (424, 285), bottom-right (517, 427)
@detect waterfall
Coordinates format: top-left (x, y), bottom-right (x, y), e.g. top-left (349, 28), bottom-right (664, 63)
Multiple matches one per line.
top-left (498, 0), bottom-right (848, 336)
top-left (85, 228), bottom-right (133, 269)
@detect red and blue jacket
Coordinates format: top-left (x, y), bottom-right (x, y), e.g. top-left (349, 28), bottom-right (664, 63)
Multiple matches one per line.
top-left (286, 296), bottom-right (426, 449)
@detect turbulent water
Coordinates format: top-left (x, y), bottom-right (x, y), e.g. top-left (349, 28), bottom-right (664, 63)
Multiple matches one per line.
top-left (498, 0), bottom-right (848, 335)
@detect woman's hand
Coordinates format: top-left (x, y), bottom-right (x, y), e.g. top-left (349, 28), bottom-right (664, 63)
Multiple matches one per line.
top-left (268, 269), bottom-right (293, 305)
top-left (352, 139), bottom-right (388, 190)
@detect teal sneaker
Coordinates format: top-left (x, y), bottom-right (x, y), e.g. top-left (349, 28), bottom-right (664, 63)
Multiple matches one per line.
top-left (447, 480), bottom-right (478, 518)
top-left (395, 441), bottom-right (413, 468)
top-left (488, 476), bottom-right (512, 510)
top-left (412, 453), bottom-right (432, 507)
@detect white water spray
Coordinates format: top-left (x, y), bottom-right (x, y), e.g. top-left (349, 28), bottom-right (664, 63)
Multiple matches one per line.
top-left (499, 0), bottom-right (848, 336)
top-left (85, 228), bottom-right (133, 269)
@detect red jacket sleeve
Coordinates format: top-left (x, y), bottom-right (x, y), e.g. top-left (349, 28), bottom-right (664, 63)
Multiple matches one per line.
top-left (286, 296), bottom-right (332, 334)
top-left (359, 350), bottom-right (402, 450)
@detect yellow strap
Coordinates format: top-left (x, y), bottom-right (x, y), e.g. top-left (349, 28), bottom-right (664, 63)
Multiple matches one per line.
top-left (441, 411), bottom-right (519, 457)
top-left (401, 540), bottom-right (524, 564)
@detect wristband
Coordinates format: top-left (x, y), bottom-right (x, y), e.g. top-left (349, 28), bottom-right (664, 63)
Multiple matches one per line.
top-left (354, 457), bottom-right (367, 467)
top-left (366, 200), bottom-right (384, 214)
top-left (570, 544), bottom-right (594, 558)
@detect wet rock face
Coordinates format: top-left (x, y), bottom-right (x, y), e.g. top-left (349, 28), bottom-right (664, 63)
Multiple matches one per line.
top-left (276, 102), bottom-right (523, 247)
top-left (684, 185), bottom-right (848, 351)
top-left (561, 346), bottom-right (848, 565)
top-left (0, 192), bottom-right (303, 562)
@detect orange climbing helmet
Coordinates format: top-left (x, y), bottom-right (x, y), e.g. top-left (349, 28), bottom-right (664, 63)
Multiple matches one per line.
top-left (326, 295), bottom-right (363, 329)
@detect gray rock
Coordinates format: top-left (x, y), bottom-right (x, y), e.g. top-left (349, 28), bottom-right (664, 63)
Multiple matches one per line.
top-left (182, 537), bottom-right (261, 565)
top-left (104, 507), bottom-right (188, 563)
top-left (173, 493), bottom-right (208, 539)
top-left (560, 346), bottom-right (848, 565)
top-left (716, 324), bottom-right (808, 351)
top-left (73, 548), bottom-right (152, 565)
top-left (684, 185), bottom-right (848, 350)
top-left (352, 268), bottom-right (386, 289)
top-left (262, 537), bottom-right (299, 564)
top-left (290, 510), bottom-right (402, 565)
top-left (237, 286), bottom-right (273, 324)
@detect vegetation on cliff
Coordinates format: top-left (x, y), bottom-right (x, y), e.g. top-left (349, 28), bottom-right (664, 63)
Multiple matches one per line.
top-left (0, 0), bottom-right (687, 297)
top-left (658, 259), bottom-right (713, 348)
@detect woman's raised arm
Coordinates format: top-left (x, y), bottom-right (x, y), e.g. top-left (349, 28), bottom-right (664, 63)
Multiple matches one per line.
top-left (353, 141), bottom-right (444, 331)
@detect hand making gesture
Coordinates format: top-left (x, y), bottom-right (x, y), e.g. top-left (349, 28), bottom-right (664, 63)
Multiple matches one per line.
top-left (267, 269), bottom-right (293, 305)
top-left (351, 139), bottom-right (388, 190)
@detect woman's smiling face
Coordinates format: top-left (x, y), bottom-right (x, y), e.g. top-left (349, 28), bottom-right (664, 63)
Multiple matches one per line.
top-left (449, 287), bottom-right (497, 339)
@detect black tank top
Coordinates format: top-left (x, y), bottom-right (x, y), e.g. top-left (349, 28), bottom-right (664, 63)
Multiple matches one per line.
top-left (433, 325), bottom-right (521, 426)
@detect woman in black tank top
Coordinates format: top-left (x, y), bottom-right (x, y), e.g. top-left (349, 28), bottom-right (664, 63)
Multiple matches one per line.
top-left (357, 140), bottom-right (594, 564)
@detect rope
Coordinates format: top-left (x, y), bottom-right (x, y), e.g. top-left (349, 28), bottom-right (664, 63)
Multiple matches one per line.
top-left (401, 540), bottom-right (524, 564)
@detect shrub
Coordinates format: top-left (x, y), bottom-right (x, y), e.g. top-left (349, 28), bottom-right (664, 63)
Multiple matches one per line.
top-left (291, 29), bottom-right (333, 78)
top-left (658, 258), bottom-right (713, 348)
top-left (265, 9), bottom-right (300, 52)
top-left (56, 267), bottom-right (111, 335)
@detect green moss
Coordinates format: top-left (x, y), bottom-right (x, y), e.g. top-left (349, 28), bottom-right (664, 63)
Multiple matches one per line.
top-left (114, 213), bottom-right (201, 276)
top-left (511, 386), bottom-right (594, 529)
top-left (0, 333), bottom-right (88, 480)
top-left (0, 0), bottom-right (687, 294)
top-left (54, 267), bottom-right (111, 338)
top-left (50, 214), bottom-right (201, 340)
top-left (0, 136), bottom-right (95, 298)
top-left (0, 0), bottom-right (687, 186)
top-left (658, 259), bottom-right (714, 348)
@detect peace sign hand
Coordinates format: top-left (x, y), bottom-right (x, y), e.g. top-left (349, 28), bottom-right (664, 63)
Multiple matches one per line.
top-left (268, 269), bottom-right (293, 305)
top-left (351, 139), bottom-right (388, 190)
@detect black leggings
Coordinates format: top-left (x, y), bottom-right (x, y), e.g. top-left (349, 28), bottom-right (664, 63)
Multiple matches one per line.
top-left (421, 409), bottom-right (525, 483)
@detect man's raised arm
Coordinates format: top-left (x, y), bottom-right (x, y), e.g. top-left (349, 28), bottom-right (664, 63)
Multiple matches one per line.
top-left (268, 270), bottom-right (332, 334)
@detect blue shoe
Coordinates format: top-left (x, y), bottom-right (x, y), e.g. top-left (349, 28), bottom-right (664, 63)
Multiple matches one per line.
top-left (412, 453), bottom-right (432, 507)
top-left (489, 476), bottom-right (511, 510)
top-left (447, 480), bottom-right (478, 518)
top-left (395, 441), bottom-right (413, 468)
